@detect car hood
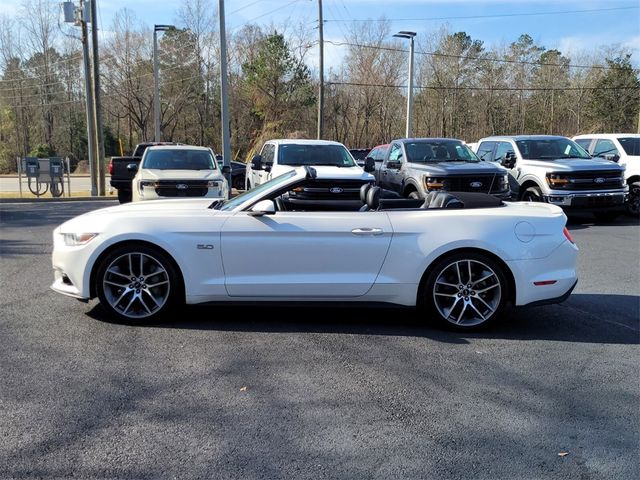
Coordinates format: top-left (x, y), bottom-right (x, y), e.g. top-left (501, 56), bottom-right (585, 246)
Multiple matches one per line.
top-left (139, 169), bottom-right (223, 180)
top-left (408, 161), bottom-right (505, 176)
top-left (521, 157), bottom-right (623, 171)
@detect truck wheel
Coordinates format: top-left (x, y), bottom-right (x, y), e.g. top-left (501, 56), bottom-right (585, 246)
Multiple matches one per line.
top-left (521, 186), bottom-right (543, 202)
top-left (407, 191), bottom-right (420, 199)
top-left (625, 182), bottom-right (640, 217)
top-left (117, 190), bottom-right (132, 204)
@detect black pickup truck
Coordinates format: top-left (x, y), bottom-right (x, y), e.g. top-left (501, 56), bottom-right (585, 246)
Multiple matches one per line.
top-left (109, 142), bottom-right (180, 203)
top-left (372, 138), bottom-right (512, 200)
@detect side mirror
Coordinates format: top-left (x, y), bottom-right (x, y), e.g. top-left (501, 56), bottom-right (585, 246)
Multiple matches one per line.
top-left (221, 165), bottom-right (231, 175)
top-left (501, 152), bottom-right (516, 169)
top-left (251, 154), bottom-right (263, 170)
top-left (215, 154), bottom-right (223, 162)
top-left (364, 157), bottom-right (376, 173)
top-left (248, 199), bottom-right (275, 216)
top-left (264, 164), bottom-right (272, 173)
top-left (126, 163), bottom-right (138, 172)
top-left (604, 153), bottom-right (620, 163)
top-left (387, 160), bottom-right (401, 169)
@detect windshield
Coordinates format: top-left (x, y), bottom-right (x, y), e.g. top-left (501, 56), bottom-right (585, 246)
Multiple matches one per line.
top-left (215, 170), bottom-right (298, 211)
top-left (404, 141), bottom-right (479, 163)
top-left (515, 138), bottom-right (591, 160)
top-left (143, 149), bottom-right (216, 170)
top-left (278, 144), bottom-right (356, 167)
top-left (618, 137), bottom-right (640, 156)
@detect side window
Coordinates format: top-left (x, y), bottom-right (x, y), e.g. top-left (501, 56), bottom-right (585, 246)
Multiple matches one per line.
top-left (476, 141), bottom-right (496, 161)
top-left (593, 139), bottom-right (619, 157)
top-left (368, 148), bottom-right (379, 160)
top-left (494, 142), bottom-right (514, 161)
top-left (387, 144), bottom-right (403, 163)
top-left (261, 144), bottom-right (275, 165)
top-left (574, 138), bottom-right (592, 151)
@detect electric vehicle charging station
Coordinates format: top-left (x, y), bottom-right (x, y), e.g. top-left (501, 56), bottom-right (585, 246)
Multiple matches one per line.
top-left (17, 157), bottom-right (72, 198)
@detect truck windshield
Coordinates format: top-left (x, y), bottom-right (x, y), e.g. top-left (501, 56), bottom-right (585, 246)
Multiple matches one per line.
top-left (278, 144), bottom-right (356, 167)
top-left (405, 141), bottom-right (479, 163)
top-left (618, 137), bottom-right (640, 156)
top-left (215, 170), bottom-right (298, 211)
top-left (143, 150), bottom-right (216, 170)
top-left (515, 138), bottom-right (591, 160)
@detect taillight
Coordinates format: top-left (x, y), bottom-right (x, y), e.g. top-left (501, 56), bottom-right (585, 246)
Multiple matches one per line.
top-left (563, 227), bottom-right (574, 244)
top-left (108, 160), bottom-right (113, 175)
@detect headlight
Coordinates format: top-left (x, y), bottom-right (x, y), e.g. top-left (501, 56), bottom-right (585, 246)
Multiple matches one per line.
top-left (207, 181), bottom-right (219, 188)
top-left (139, 180), bottom-right (156, 195)
top-left (546, 173), bottom-right (568, 186)
top-left (62, 233), bottom-right (98, 246)
top-left (424, 177), bottom-right (444, 190)
top-left (499, 174), bottom-right (509, 190)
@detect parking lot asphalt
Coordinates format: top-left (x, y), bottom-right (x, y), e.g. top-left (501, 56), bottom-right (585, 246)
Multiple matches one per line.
top-left (0, 201), bottom-right (638, 480)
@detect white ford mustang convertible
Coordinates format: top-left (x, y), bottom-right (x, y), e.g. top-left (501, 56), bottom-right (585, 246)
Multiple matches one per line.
top-left (51, 167), bottom-right (578, 330)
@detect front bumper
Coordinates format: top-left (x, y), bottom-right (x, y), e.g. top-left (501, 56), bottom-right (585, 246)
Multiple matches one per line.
top-left (544, 189), bottom-right (626, 210)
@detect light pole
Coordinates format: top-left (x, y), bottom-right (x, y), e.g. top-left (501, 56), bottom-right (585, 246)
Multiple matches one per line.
top-left (393, 31), bottom-right (416, 138)
top-left (154, 24), bottom-right (174, 142)
top-left (218, 0), bottom-right (231, 197)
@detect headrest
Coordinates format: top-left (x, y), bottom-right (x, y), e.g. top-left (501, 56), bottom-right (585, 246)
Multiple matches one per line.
top-left (360, 183), bottom-right (372, 203)
top-left (421, 191), bottom-right (439, 208)
top-left (366, 186), bottom-right (381, 210)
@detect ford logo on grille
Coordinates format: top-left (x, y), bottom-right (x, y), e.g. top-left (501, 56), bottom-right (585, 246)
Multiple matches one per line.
top-left (176, 184), bottom-right (188, 190)
top-left (470, 181), bottom-right (483, 188)
top-left (594, 177), bottom-right (605, 184)
top-left (329, 187), bottom-right (344, 194)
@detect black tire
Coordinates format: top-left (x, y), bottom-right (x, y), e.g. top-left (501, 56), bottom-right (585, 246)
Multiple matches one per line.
top-left (232, 175), bottom-right (245, 191)
top-left (117, 189), bottom-right (132, 204)
top-left (593, 210), bottom-right (620, 223)
top-left (95, 244), bottom-right (182, 324)
top-left (423, 252), bottom-right (508, 331)
top-left (521, 185), bottom-right (543, 202)
top-left (625, 182), bottom-right (640, 217)
top-left (407, 191), bottom-right (420, 200)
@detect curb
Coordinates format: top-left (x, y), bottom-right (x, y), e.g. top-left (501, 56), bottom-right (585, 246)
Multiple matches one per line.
top-left (0, 196), bottom-right (117, 204)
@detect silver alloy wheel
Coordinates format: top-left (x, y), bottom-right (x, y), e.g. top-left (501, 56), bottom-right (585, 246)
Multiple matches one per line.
top-left (432, 259), bottom-right (502, 327)
top-left (102, 252), bottom-right (171, 319)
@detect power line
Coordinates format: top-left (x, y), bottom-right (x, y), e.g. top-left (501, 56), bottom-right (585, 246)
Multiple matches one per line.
top-left (324, 5), bottom-right (639, 23)
top-left (325, 40), bottom-right (613, 70)
top-left (327, 80), bottom-right (638, 92)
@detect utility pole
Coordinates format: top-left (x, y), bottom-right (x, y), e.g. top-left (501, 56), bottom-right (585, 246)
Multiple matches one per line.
top-left (317, 0), bottom-right (324, 139)
top-left (89, 0), bottom-right (105, 195)
top-left (394, 31), bottom-right (416, 138)
top-left (153, 25), bottom-right (175, 143)
top-left (218, 0), bottom-right (231, 197)
top-left (78, 0), bottom-right (97, 196)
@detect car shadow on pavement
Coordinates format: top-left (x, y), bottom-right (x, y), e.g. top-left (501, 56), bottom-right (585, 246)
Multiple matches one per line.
top-left (566, 213), bottom-right (639, 230)
top-left (87, 293), bottom-right (639, 346)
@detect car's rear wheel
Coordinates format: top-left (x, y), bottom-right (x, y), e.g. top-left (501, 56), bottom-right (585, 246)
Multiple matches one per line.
top-left (424, 252), bottom-right (507, 331)
top-left (521, 186), bottom-right (543, 202)
top-left (625, 182), bottom-right (640, 217)
top-left (95, 244), bottom-right (181, 323)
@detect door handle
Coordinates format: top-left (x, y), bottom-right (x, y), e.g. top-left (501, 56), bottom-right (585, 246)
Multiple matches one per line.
top-left (352, 227), bottom-right (383, 235)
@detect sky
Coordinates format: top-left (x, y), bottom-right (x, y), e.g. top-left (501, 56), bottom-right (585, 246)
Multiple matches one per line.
top-left (1, 0), bottom-right (639, 68)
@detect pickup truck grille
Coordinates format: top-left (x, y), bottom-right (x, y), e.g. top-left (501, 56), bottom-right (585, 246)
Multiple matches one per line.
top-left (154, 180), bottom-right (209, 197)
top-left (289, 180), bottom-right (372, 200)
top-left (550, 171), bottom-right (624, 191)
top-left (443, 175), bottom-right (504, 194)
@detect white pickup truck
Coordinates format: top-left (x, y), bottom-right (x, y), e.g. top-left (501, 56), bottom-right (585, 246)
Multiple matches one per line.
top-left (474, 135), bottom-right (627, 220)
top-left (246, 139), bottom-right (375, 210)
top-left (572, 133), bottom-right (640, 216)
top-left (131, 145), bottom-right (228, 202)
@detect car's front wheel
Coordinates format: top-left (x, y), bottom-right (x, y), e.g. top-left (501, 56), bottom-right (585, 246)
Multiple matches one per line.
top-left (521, 186), bottom-right (543, 202)
top-left (424, 252), bottom-right (508, 331)
top-left (95, 244), bottom-right (181, 323)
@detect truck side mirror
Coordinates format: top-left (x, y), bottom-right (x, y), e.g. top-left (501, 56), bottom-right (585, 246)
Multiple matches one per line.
top-left (501, 152), bottom-right (516, 169)
top-left (264, 163), bottom-right (272, 173)
top-left (126, 163), bottom-right (138, 172)
top-left (364, 157), bottom-right (375, 173)
top-left (251, 154), bottom-right (263, 170)
top-left (604, 153), bottom-right (620, 163)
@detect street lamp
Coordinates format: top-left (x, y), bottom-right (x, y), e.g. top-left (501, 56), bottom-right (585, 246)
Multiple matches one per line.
top-left (393, 31), bottom-right (416, 138)
top-left (154, 24), bottom-right (174, 142)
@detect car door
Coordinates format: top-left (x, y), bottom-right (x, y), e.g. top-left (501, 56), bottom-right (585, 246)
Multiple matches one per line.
top-left (221, 210), bottom-right (393, 297)
top-left (380, 143), bottom-right (404, 193)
